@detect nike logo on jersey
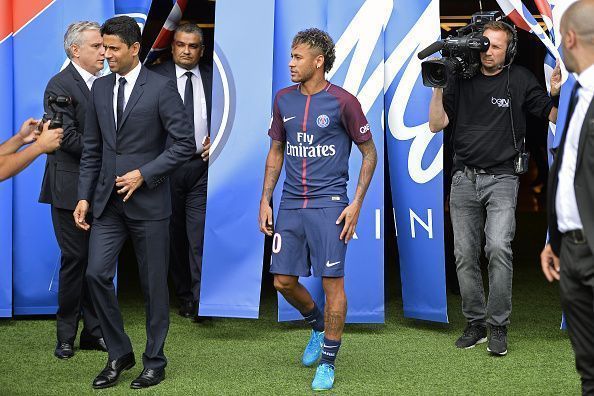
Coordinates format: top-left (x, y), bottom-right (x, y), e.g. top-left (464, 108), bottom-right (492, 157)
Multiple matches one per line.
top-left (326, 260), bottom-right (340, 267)
top-left (283, 116), bottom-right (296, 123)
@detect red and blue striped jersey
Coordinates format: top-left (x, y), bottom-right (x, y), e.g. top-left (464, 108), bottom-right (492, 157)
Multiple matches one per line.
top-left (268, 82), bottom-right (371, 209)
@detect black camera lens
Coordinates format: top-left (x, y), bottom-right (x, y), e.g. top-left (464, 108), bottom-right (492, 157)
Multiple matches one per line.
top-left (421, 60), bottom-right (449, 88)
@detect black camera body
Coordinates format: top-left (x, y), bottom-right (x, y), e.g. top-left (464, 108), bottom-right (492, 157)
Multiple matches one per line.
top-left (418, 11), bottom-right (506, 88)
top-left (43, 95), bottom-right (72, 129)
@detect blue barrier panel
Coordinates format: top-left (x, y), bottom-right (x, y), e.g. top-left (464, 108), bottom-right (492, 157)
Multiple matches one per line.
top-left (199, 0), bottom-right (276, 318)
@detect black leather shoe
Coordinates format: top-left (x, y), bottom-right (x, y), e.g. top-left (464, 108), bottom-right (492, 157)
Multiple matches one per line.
top-left (130, 368), bottom-right (165, 389)
top-left (178, 301), bottom-right (195, 318)
top-left (92, 352), bottom-right (136, 389)
top-left (54, 341), bottom-right (74, 359)
top-left (80, 335), bottom-right (107, 352)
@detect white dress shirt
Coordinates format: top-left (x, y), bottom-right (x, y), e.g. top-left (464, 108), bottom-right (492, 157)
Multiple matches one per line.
top-left (113, 61), bottom-right (142, 126)
top-left (175, 63), bottom-right (208, 153)
top-left (71, 61), bottom-right (98, 90)
top-left (556, 64), bottom-right (594, 232)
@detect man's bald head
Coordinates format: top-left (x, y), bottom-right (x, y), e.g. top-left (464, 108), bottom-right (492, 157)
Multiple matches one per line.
top-left (560, 0), bottom-right (594, 73)
top-left (561, 0), bottom-right (594, 46)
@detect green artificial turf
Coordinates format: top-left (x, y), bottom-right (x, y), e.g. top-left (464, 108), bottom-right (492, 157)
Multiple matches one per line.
top-left (0, 213), bottom-right (581, 395)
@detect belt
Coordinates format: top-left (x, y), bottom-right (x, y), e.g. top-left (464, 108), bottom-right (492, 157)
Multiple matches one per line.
top-left (564, 229), bottom-right (587, 244)
top-left (464, 166), bottom-right (488, 174)
top-left (463, 166), bottom-right (488, 183)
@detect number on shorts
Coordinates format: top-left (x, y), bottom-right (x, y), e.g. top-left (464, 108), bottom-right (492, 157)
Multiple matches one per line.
top-left (272, 233), bottom-right (282, 253)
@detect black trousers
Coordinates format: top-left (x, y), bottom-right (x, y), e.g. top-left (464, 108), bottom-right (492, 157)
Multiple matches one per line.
top-left (51, 206), bottom-right (101, 343)
top-left (560, 235), bottom-right (594, 396)
top-left (86, 193), bottom-right (170, 369)
top-left (169, 157), bottom-right (208, 306)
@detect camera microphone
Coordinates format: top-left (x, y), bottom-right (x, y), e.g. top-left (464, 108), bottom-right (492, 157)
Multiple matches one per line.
top-left (418, 36), bottom-right (490, 60)
top-left (418, 41), bottom-right (445, 60)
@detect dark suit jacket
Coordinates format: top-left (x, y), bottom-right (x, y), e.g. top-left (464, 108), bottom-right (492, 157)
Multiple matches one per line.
top-left (78, 65), bottom-right (196, 220)
top-left (548, 98), bottom-right (594, 256)
top-left (39, 62), bottom-right (90, 210)
top-left (149, 59), bottom-right (213, 133)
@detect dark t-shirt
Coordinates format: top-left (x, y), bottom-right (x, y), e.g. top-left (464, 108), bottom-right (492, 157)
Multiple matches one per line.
top-left (443, 65), bottom-right (553, 174)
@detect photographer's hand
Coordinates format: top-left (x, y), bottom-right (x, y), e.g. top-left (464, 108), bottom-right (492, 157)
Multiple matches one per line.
top-left (18, 118), bottom-right (41, 144)
top-left (34, 121), bottom-right (63, 153)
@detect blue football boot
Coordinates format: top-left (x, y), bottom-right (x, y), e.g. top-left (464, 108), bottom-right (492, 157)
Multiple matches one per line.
top-left (311, 363), bottom-right (335, 391)
top-left (302, 329), bottom-right (324, 367)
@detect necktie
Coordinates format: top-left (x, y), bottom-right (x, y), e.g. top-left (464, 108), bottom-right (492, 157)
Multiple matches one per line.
top-left (117, 77), bottom-right (127, 129)
top-left (566, 81), bottom-right (582, 121)
top-left (184, 71), bottom-right (195, 131)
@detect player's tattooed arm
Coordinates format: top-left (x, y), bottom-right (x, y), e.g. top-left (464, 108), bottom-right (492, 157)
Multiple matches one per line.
top-left (353, 138), bottom-right (377, 205)
top-left (261, 140), bottom-right (285, 203)
top-left (336, 138), bottom-right (377, 243)
top-left (259, 139), bottom-right (285, 235)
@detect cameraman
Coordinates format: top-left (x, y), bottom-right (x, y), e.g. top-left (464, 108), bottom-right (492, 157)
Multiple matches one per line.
top-left (429, 21), bottom-right (560, 356)
top-left (0, 118), bottom-right (63, 182)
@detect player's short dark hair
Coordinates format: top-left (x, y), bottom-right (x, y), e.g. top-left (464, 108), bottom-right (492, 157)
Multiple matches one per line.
top-left (175, 23), bottom-right (204, 44)
top-left (101, 16), bottom-right (141, 47)
top-left (292, 28), bottom-right (336, 73)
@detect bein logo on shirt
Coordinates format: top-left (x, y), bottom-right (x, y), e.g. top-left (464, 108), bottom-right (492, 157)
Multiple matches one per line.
top-left (491, 97), bottom-right (510, 108)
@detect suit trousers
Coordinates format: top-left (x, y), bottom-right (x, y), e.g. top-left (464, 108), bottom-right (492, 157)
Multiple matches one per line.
top-left (560, 234), bottom-right (594, 396)
top-left (169, 156), bottom-right (208, 306)
top-left (86, 191), bottom-right (170, 369)
top-left (51, 206), bottom-right (101, 343)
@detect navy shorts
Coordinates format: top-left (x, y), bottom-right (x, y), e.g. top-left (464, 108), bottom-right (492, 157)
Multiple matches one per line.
top-left (270, 207), bottom-right (347, 278)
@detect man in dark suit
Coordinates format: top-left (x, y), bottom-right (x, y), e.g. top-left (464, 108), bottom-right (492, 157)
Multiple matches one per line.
top-left (74, 16), bottom-right (195, 389)
top-left (39, 21), bottom-right (107, 359)
top-left (540, 1), bottom-right (594, 394)
top-left (150, 23), bottom-right (212, 321)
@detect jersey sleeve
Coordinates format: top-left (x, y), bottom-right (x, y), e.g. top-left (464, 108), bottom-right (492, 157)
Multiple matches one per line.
top-left (267, 94), bottom-right (286, 141)
top-left (341, 94), bottom-right (372, 145)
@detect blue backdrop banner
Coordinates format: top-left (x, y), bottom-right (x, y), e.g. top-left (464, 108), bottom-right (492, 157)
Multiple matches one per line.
top-left (273, 0), bottom-right (386, 323)
top-left (11, 0), bottom-right (114, 315)
top-left (0, 0), bottom-right (14, 318)
top-left (198, 0), bottom-right (276, 318)
top-left (384, 0), bottom-right (448, 323)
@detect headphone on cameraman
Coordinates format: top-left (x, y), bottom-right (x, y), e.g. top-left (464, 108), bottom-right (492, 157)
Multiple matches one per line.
top-left (482, 20), bottom-right (518, 67)
top-left (502, 21), bottom-right (518, 65)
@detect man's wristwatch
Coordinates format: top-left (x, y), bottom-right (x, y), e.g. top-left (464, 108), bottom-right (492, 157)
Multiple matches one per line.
top-left (551, 93), bottom-right (560, 107)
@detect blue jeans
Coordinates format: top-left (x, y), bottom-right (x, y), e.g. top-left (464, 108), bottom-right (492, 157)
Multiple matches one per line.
top-left (449, 169), bottom-right (519, 327)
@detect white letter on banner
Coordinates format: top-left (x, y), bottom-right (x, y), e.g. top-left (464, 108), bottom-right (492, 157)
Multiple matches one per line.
top-left (410, 209), bottom-right (433, 239)
top-left (327, 0), bottom-right (393, 96)
top-left (385, 1), bottom-right (443, 184)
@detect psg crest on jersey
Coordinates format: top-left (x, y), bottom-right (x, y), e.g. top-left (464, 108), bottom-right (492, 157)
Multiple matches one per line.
top-left (316, 114), bottom-right (330, 128)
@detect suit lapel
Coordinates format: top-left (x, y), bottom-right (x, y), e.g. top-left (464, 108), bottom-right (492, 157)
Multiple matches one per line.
top-left (118, 66), bottom-right (147, 131)
top-left (575, 99), bottom-right (594, 169)
top-left (199, 63), bottom-right (212, 133)
top-left (167, 60), bottom-right (176, 80)
top-left (104, 73), bottom-right (117, 134)
top-left (67, 63), bottom-right (90, 100)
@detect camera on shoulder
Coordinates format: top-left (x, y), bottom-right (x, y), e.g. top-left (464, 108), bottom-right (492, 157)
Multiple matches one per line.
top-left (417, 11), bottom-right (505, 88)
